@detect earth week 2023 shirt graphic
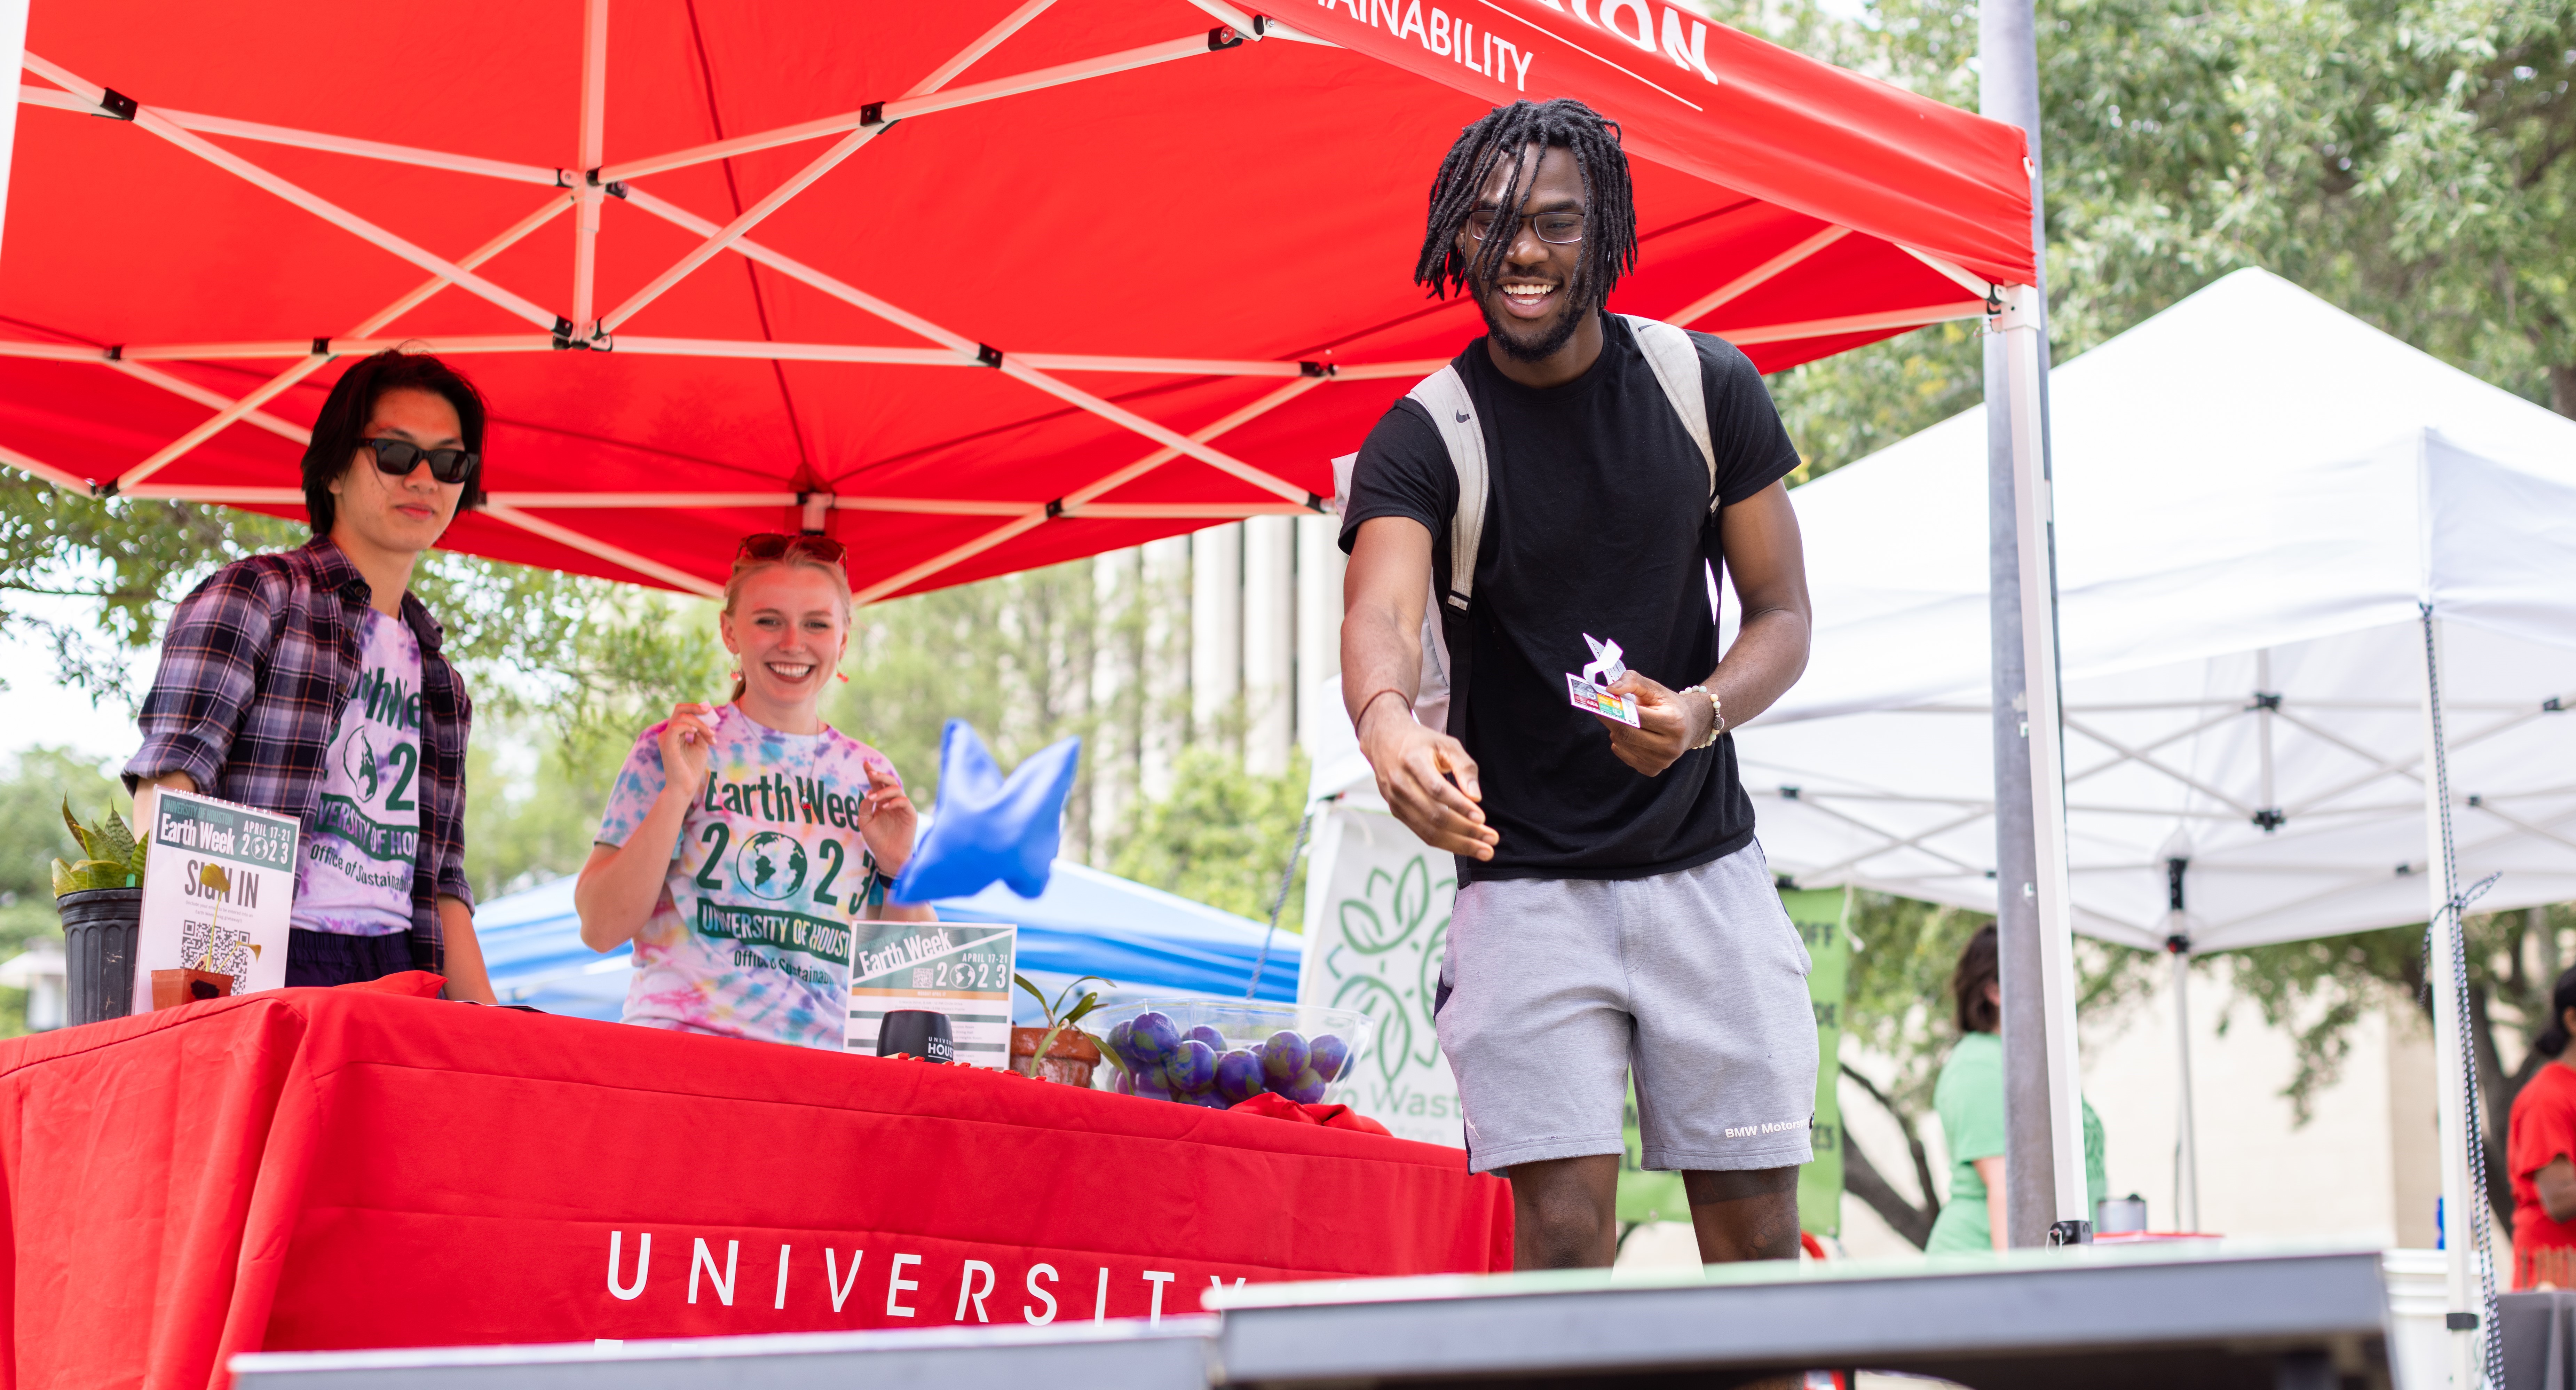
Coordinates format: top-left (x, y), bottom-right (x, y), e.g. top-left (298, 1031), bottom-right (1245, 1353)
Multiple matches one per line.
top-left (292, 607), bottom-right (422, 936)
top-left (597, 704), bottom-right (900, 1049)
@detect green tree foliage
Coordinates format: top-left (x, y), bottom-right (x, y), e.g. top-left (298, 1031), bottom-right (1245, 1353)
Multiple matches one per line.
top-left (0, 748), bottom-right (132, 1035)
top-left (0, 480), bottom-right (303, 701)
top-left (0, 476), bottom-right (725, 748)
top-left (828, 560), bottom-right (1104, 857)
top-left (2229, 906), bottom-right (2576, 1231)
top-left (0, 474), bottom-right (725, 905)
top-left (1741, 0), bottom-right (2576, 486)
top-left (0, 747), bottom-right (129, 901)
top-left (1109, 747), bottom-right (1312, 927)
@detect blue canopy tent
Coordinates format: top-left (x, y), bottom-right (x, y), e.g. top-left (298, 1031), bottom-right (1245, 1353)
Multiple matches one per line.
top-left (473, 862), bottom-right (1298, 1023)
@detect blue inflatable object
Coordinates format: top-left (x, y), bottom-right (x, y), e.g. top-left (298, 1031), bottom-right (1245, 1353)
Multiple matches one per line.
top-left (891, 721), bottom-right (1080, 903)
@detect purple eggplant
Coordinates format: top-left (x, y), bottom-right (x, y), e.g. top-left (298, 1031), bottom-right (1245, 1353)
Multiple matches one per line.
top-left (1185, 1024), bottom-right (1228, 1052)
top-left (1280, 1067), bottom-right (1327, 1105)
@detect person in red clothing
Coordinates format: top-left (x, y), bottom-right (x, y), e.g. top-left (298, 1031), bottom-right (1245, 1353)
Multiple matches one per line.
top-left (2511, 965), bottom-right (2576, 1287)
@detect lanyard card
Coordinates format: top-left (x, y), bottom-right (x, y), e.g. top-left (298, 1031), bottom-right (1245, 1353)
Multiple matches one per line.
top-left (1567, 674), bottom-right (1641, 727)
top-left (1566, 633), bottom-right (1641, 728)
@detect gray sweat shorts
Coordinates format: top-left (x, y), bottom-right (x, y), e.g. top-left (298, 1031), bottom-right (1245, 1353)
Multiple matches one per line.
top-left (1436, 840), bottom-right (1818, 1175)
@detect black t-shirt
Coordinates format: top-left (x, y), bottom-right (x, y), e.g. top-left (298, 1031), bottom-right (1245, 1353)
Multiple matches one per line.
top-left (1338, 314), bottom-right (1801, 884)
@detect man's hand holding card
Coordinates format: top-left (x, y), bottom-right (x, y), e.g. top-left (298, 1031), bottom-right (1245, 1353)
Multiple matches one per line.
top-left (1570, 634), bottom-right (1714, 778)
top-left (1566, 634), bottom-right (1641, 727)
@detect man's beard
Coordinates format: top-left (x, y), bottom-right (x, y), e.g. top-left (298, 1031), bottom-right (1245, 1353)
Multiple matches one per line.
top-left (1475, 286), bottom-right (1592, 364)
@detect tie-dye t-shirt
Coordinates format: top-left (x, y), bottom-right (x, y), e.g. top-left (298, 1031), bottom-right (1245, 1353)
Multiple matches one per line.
top-left (595, 704), bottom-right (901, 1049)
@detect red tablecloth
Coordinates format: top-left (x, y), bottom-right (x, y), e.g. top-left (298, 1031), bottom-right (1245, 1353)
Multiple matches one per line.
top-left (0, 983), bottom-right (1511, 1388)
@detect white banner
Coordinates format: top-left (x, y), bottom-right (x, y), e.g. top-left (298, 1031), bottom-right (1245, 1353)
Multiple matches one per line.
top-left (1298, 806), bottom-right (1462, 1147)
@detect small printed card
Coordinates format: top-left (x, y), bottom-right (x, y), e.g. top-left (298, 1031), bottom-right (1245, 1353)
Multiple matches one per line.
top-left (1567, 633), bottom-right (1641, 726)
top-left (1567, 673), bottom-right (1642, 727)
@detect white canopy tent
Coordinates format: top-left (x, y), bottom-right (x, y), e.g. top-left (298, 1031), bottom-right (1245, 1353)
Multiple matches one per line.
top-left (1734, 267), bottom-right (2576, 1358)
top-left (1741, 268), bottom-right (2576, 947)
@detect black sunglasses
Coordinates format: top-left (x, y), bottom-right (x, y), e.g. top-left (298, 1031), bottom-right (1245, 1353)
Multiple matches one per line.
top-left (736, 533), bottom-right (848, 565)
top-left (361, 437), bottom-right (478, 485)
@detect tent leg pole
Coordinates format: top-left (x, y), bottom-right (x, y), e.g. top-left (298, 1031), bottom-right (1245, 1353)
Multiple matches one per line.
top-left (1981, 0), bottom-right (2086, 1248)
top-left (2419, 612), bottom-right (2489, 1386)
top-left (1998, 284), bottom-right (2089, 1244)
top-left (2170, 941), bottom-right (2198, 1233)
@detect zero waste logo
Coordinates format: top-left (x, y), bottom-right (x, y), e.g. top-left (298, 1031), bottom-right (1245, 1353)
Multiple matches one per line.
top-left (735, 832), bottom-right (808, 901)
top-left (1326, 854), bottom-right (1453, 1087)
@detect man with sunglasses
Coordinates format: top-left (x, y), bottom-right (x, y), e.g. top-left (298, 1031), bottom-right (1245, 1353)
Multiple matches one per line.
top-left (127, 350), bottom-right (495, 1000)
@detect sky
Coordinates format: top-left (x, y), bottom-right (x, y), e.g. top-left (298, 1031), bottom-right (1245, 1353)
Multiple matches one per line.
top-left (0, 590), bottom-right (144, 770)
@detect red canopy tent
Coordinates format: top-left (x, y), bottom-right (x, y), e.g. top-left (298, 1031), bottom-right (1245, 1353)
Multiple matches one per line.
top-left (0, 0), bottom-right (2031, 601)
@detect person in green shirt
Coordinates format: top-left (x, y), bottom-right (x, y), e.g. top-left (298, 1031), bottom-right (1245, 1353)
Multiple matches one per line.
top-left (1926, 924), bottom-right (2107, 1254)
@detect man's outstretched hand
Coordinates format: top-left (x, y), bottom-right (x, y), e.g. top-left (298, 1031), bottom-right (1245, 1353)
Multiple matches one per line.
top-left (1596, 671), bottom-right (1714, 777)
top-left (1359, 700), bottom-right (1499, 861)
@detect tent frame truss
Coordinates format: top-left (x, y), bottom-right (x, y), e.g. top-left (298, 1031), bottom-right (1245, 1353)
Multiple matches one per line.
top-left (1759, 674), bottom-right (2576, 944)
top-left (0, 6), bottom-right (1988, 597)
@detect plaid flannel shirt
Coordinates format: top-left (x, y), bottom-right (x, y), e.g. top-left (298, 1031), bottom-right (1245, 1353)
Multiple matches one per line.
top-left (125, 537), bottom-right (473, 971)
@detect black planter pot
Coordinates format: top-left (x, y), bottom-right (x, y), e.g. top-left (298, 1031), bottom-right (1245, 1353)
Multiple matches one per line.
top-left (58, 887), bottom-right (141, 1028)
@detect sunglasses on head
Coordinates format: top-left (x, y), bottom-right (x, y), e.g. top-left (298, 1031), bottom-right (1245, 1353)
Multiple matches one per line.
top-left (361, 437), bottom-right (478, 485)
top-left (736, 533), bottom-right (848, 565)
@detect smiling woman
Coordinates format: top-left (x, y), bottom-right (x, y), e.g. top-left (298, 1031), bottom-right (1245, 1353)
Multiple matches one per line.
top-left (572, 534), bottom-right (935, 1051)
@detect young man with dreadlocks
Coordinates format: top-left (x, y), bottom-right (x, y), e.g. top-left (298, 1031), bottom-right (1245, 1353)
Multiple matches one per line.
top-left (1340, 99), bottom-right (1816, 1271)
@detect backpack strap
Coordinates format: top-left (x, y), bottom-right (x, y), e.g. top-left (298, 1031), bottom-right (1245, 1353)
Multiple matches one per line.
top-left (1620, 314), bottom-right (1717, 512)
top-left (1404, 365), bottom-right (1488, 610)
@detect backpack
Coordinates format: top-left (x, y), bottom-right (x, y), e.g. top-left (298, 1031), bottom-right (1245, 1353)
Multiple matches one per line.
top-left (1332, 314), bottom-right (1719, 736)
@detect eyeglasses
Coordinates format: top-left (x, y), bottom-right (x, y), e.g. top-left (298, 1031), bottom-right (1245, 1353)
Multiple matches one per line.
top-left (1467, 207), bottom-right (1586, 244)
top-left (736, 533), bottom-right (848, 565)
top-left (360, 437), bottom-right (478, 485)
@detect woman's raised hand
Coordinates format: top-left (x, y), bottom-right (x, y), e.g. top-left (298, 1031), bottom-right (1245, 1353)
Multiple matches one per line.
top-left (853, 760), bottom-right (917, 877)
top-left (656, 702), bottom-right (719, 792)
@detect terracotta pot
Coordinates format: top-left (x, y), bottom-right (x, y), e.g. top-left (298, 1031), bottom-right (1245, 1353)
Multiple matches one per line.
top-left (1009, 1026), bottom-right (1101, 1087)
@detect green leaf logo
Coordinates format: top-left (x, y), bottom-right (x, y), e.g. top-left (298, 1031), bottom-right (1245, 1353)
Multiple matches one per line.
top-left (1332, 974), bottom-right (1411, 1086)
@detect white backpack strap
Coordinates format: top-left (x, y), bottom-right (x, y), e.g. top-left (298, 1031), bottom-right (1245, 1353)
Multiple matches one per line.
top-left (1622, 314), bottom-right (1716, 512)
top-left (1404, 366), bottom-right (1487, 610)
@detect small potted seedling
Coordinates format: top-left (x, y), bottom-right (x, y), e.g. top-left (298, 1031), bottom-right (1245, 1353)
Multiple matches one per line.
top-left (1009, 974), bottom-right (1108, 1086)
top-left (52, 800), bottom-right (146, 1028)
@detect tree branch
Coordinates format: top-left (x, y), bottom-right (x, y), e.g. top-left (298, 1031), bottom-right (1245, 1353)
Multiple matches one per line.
top-left (1841, 1059), bottom-right (1942, 1210)
top-left (1843, 1128), bottom-right (1937, 1249)
top-left (1839, 1060), bottom-right (1942, 1247)
top-left (2466, 980), bottom-right (2525, 1235)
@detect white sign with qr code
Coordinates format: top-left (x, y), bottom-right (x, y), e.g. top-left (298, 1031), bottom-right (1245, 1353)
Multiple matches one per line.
top-left (133, 789), bottom-right (299, 1014)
